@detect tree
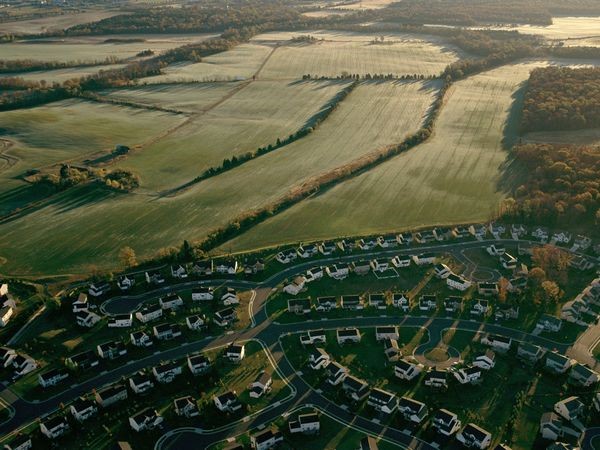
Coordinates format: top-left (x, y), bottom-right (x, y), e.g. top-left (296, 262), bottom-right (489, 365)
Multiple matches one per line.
top-left (119, 246), bottom-right (137, 268)
top-left (541, 280), bottom-right (563, 304)
top-left (532, 245), bottom-right (572, 286)
top-left (529, 267), bottom-right (546, 286)
top-left (180, 240), bottom-right (194, 260)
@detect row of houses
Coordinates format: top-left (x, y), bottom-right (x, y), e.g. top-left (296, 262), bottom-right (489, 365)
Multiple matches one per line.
top-left (560, 277), bottom-right (600, 325)
top-left (0, 346), bottom-right (37, 381)
top-left (0, 282), bottom-right (16, 328)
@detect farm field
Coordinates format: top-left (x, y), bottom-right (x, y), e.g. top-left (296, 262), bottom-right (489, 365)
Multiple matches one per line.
top-left (524, 128), bottom-right (600, 146)
top-left (508, 16), bottom-right (600, 43)
top-left (0, 64), bottom-right (127, 84)
top-left (141, 43), bottom-right (274, 83)
top-left (0, 34), bottom-right (214, 63)
top-left (0, 80), bottom-right (438, 275)
top-left (117, 80), bottom-right (350, 192)
top-left (0, 99), bottom-right (184, 214)
top-left (0, 10), bottom-right (124, 35)
top-left (219, 61), bottom-right (548, 252)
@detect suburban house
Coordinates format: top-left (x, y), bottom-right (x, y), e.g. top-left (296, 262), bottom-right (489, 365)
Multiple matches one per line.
top-left (213, 391), bottom-right (242, 413)
top-left (412, 253), bottom-right (436, 265)
top-left (186, 314), bottom-right (206, 331)
top-left (552, 231), bottom-right (572, 244)
top-left (276, 250), bottom-right (297, 264)
top-left (398, 396), bottom-right (428, 423)
top-left (481, 334), bottom-right (512, 352)
top-left (130, 331), bottom-right (153, 348)
top-left (419, 295), bottom-right (437, 312)
top-left (337, 327), bottom-right (361, 344)
top-left (188, 354), bottom-right (211, 375)
top-left (305, 267), bottom-right (324, 283)
top-left (453, 226), bottom-right (471, 239)
top-left (457, 423), bottom-right (492, 449)
top-left (326, 264), bottom-right (350, 280)
top-left (214, 307), bottom-right (236, 327)
top-left (383, 339), bottom-right (402, 362)
top-left (171, 264), bottom-right (188, 279)
top-left (319, 241), bottom-right (337, 255)
top-left (309, 348), bottom-right (330, 370)
top-left (507, 277), bottom-right (528, 293)
top-left (326, 361), bottom-right (348, 385)
top-left (486, 244), bottom-right (505, 256)
top-left (4, 435), bottom-right (32, 450)
top-left (192, 286), bottom-right (214, 301)
top-left (414, 230), bottom-right (436, 244)
top-left (117, 275), bottom-right (135, 291)
top-left (152, 361), bottom-right (182, 384)
top-left (300, 329), bottom-right (326, 345)
top-left (129, 408), bottom-right (164, 432)
top-left (433, 227), bottom-right (454, 241)
top-left (473, 350), bottom-right (496, 370)
top-left (215, 259), bottom-right (238, 274)
top-left (0, 347), bottom-right (17, 368)
top-left (350, 260), bottom-right (371, 275)
top-left (72, 293), bottom-right (88, 313)
top-left (135, 304), bottom-right (163, 323)
top-left (447, 274), bottom-right (472, 291)
top-left (75, 310), bottom-right (101, 328)
top-left (423, 368), bottom-right (449, 389)
top-left (545, 352), bottom-right (573, 374)
top-left (470, 299), bottom-right (489, 317)
top-left (66, 350), bottom-right (98, 371)
top-left (145, 271), bottom-right (165, 285)
top-left (495, 304), bottom-right (520, 321)
top-left (38, 368), bottom-right (69, 388)
top-left (478, 282), bottom-right (499, 296)
top-left (283, 276), bottom-right (306, 295)
top-left (537, 314), bottom-right (563, 333)
top-left (569, 255), bottom-right (595, 271)
top-left (432, 409), bottom-right (461, 436)
top-left (399, 232), bottom-right (413, 244)
top-left (129, 371), bottom-right (155, 395)
top-left (511, 224), bottom-right (527, 239)
top-left (370, 258), bottom-right (390, 273)
top-left (375, 326), bottom-right (399, 341)
top-left (391, 255), bottom-right (411, 268)
top-left (378, 234), bottom-right (398, 248)
top-left (225, 343), bottom-right (245, 362)
top-left (297, 244), bottom-right (319, 259)
top-left (488, 223), bottom-right (505, 237)
top-left (108, 314), bottom-right (133, 328)
top-left (315, 296), bottom-right (336, 312)
top-left (394, 359), bottom-right (422, 381)
top-left (454, 366), bottom-right (482, 385)
top-left (568, 363), bottom-right (599, 387)
top-left (221, 288), bottom-right (239, 306)
top-left (40, 416), bottom-right (69, 439)
top-left (539, 412), bottom-right (581, 441)
top-left (153, 323), bottom-right (182, 341)
top-left (159, 293), bottom-right (183, 310)
top-left (434, 263), bottom-right (452, 279)
top-left (13, 354), bottom-right (37, 378)
top-left (288, 411), bottom-right (320, 435)
top-left (469, 224), bottom-right (487, 239)
top-left (250, 428), bottom-right (283, 450)
top-left (174, 396), bottom-right (199, 418)
top-left (96, 341), bottom-right (127, 360)
top-left (249, 371), bottom-right (272, 398)
top-left (444, 296), bottom-right (462, 313)
top-left (191, 260), bottom-right (213, 276)
top-left (69, 398), bottom-right (97, 422)
top-left (88, 282), bottom-right (110, 298)
top-left (554, 396), bottom-right (585, 422)
top-left (369, 293), bottom-right (387, 309)
top-left (288, 298), bottom-right (311, 315)
top-left (340, 295), bottom-right (363, 310)
top-left (392, 293), bottom-right (410, 311)
top-left (368, 388), bottom-right (399, 415)
top-left (342, 375), bottom-right (370, 402)
top-left (95, 384), bottom-right (128, 408)
top-left (517, 342), bottom-right (545, 364)
top-left (358, 237), bottom-right (378, 250)
top-left (500, 253), bottom-right (518, 270)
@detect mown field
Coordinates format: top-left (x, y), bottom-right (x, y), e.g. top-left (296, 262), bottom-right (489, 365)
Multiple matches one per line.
top-left (0, 64), bottom-right (127, 84)
top-left (116, 80), bottom-right (349, 192)
top-left (0, 80), bottom-right (438, 275)
top-left (220, 61), bottom-right (548, 252)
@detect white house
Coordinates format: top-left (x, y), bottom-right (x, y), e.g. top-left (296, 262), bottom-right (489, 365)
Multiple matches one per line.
top-left (0, 346), bottom-right (17, 368)
top-left (309, 348), bottom-right (330, 370)
top-left (191, 260), bottom-right (213, 275)
top-left (398, 396), bottom-right (428, 423)
top-left (214, 307), bottom-right (236, 327)
top-left (69, 398), bottom-right (97, 423)
top-left (287, 298), bottom-right (311, 315)
top-left (326, 361), bottom-right (348, 385)
top-left (171, 264), bottom-right (188, 279)
top-left (305, 267), bottom-right (324, 283)
top-left (4, 434), bottom-right (32, 450)
top-left (75, 310), bottom-right (101, 328)
top-left (326, 264), bottom-right (349, 280)
top-left (470, 299), bottom-right (489, 316)
top-left (297, 244), bottom-right (319, 259)
top-left (319, 241), bottom-right (337, 255)
top-left (413, 253), bottom-right (436, 265)
top-left (107, 314), bottom-right (132, 328)
top-left (249, 371), bottom-right (272, 399)
top-left (40, 416), bottom-right (69, 439)
top-left (38, 368), bottom-right (69, 388)
top-left (316, 296), bottom-right (337, 312)
top-left (447, 274), bottom-right (472, 291)
top-left (95, 384), bottom-right (128, 407)
top-left (135, 304), bottom-right (163, 323)
top-left (537, 314), bottom-right (562, 332)
top-left (392, 293), bottom-right (410, 311)
top-left (350, 260), bottom-right (371, 275)
top-left (342, 375), bottom-right (370, 402)
top-left (159, 293), bottom-right (184, 310)
top-left (225, 343), bottom-right (245, 362)
top-left (444, 296), bottom-right (462, 313)
top-left (517, 342), bottom-right (545, 364)
top-left (129, 408), bottom-right (164, 432)
top-left (340, 295), bottom-right (363, 310)
top-left (554, 396), bottom-right (585, 422)
top-left (283, 276), bottom-right (306, 295)
top-left (478, 282), bottom-right (499, 296)
top-left (568, 363), bottom-right (599, 387)
top-left (152, 361), bottom-right (182, 384)
top-left (486, 244), bottom-right (505, 256)
top-left (378, 234), bottom-right (399, 248)
top-left (12, 354), bottom-right (37, 377)
top-left (375, 326), bottom-right (399, 341)
top-left (97, 341), bottom-right (127, 360)
top-left (88, 282), bottom-right (110, 298)
top-left (481, 334), bottom-right (511, 352)
top-left (434, 263), bottom-right (452, 279)
top-left (473, 350), bottom-right (496, 370)
top-left (117, 275), bottom-right (135, 291)
top-left (337, 327), bottom-right (361, 344)
top-left (432, 409), bottom-right (461, 436)
top-left (221, 288), bottom-right (239, 306)
top-left (153, 323), bottom-right (182, 341)
top-left (469, 224), bottom-right (487, 239)
top-left (65, 350), bottom-right (98, 371)
top-left (129, 371), bottom-right (155, 395)
top-left (300, 329), bottom-right (326, 345)
top-left (215, 259), bottom-right (238, 274)
top-left (358, 237), bottom-right (378, 250)
top-left (192, 286), bottom-right (214, 301)
top-left (188, 354), bottom-right (211, 375)
top-left (145, 271), bottom-right (165, 285)
top-left (423, 369), bottom-right (448, 389)
top-left (370, 258), bottom-right (390, 273)
top-left (391, 255), bottom-right (411, 268)
top-left (545, 352), bottom-right (573, 374)
top-left (369, 293), bottom-right (387, 309)
top-left (419, 295), bottom-right (437, 312)
top-left (276, 250), bottom-right (297, 264)
top-left (454, 366), bottom-right (482, 385)
top-left (394, 359), bottom-right (422, 381)
top-left (368, 388), bottom-right (399, 415)
top-left (457, 423), bottom-right (492, 449)
top-left (213, 391), bottom-right (242, 413)
top-left (186, 314), bottom-right (206, 331)
top-left (174, 395), bottom-right (199, 418)
top-left (0, 305), bottom-right (13, 327)
top-left (251, 428), bottom-right (283, 450)
top-left (130, 331), bottom-right (153, 348)
top-left (72, 293), bottom-right (88, 313)
top-left (289, 412), bottom-right (320, 435)
top-left (500, 253), bottom-right (518, 270)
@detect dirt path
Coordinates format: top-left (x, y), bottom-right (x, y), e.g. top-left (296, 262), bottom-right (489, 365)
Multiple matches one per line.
top-left (0, 139), bottom-right (18, 174)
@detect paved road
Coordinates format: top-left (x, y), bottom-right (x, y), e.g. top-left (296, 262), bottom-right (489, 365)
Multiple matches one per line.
top-left (1, 238), bottom-right (597, 448)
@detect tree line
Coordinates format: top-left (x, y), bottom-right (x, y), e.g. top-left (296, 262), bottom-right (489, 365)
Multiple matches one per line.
top-left (520, 66), bottom-right (600, 132)
top-left (30, 164), bottom-right (140, 193)
top-left (500, 143), bottom-right (600, 230)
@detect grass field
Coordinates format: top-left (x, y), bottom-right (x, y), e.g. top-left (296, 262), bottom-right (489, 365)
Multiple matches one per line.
top-left (0, 10), bottom-right (124, 35)
top-left (0, 34), bottom-right (213, 63)
top-left (507, 16), bottom-right (600, 44)
top-left (117, 80), bottom-right (350, 192)
top-left (0, 64), bottom-right (127, 84)
top-left (524, 128), bottom-right (600, 146)
top-left (141, 43), bottom-right (274, 83)
top-left (0, 99), bottom-right (184, 215)
top-left (219, 61), bottom-right (548, 252)
top-left (0, 79), bottom-right (438, 275)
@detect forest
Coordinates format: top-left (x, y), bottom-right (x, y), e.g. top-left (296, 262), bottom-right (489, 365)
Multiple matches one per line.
top-left (521, 67), bottom-right (600, 132)
top-left (501, 144), bottom-right (600, 230)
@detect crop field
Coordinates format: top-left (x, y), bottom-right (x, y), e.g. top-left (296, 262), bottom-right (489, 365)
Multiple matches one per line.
top-left (98, 83), bottom-right (241, 113)
top-left (0, 99), bottom-right (184, 214)
top-left (0, 34), bottom-right (214, 63)
top-left (524, 128), bottom-right (600, 146)
top-left (220, 61), bottom-right (550, 252)
top-left (0, 10), bottom-right (124, 35)
top-left (509, 16), bottom-right (600, 43)
top-left (116, 80), bottom-right (350, 192)
top-left (0, 80), bottom-right (438, 275)
top-left (141, 43), bottom-right (274, 83)
top-left (0, 64), bottom-right (127, 84)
